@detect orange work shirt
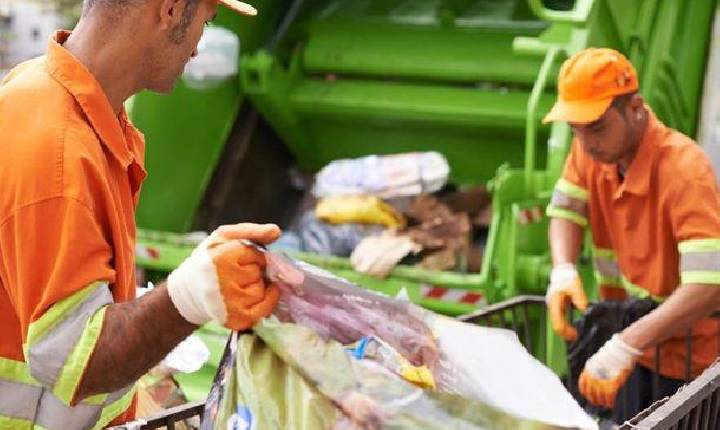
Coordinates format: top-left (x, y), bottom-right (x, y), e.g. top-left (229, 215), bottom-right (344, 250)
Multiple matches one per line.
top-left (548, 110), bottom-right (720, 380)
top-left (0, 31), bottom-right (146, 425)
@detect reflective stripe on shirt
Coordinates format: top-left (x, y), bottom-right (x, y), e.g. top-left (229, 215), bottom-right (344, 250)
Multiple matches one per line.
top-left (679, 239), bottom-right (720, 285)
top-left (25, 283), bottom-right (112, 406)
top-left (547, 178), bottom-right (589, 226)
top-left (0, 357), bottom-right (135, 430)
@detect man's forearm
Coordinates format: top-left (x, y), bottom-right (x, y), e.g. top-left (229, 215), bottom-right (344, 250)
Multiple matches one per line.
top-left (549, 217), bottom-right (584, 266)
top-left (75, 284), bottom-right (197, 401)
top-left (620, 284), bottom-right (720, 350)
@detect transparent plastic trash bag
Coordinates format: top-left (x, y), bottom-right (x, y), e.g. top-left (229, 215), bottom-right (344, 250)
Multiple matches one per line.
top-left (200, 250), bottom-right (597, 430)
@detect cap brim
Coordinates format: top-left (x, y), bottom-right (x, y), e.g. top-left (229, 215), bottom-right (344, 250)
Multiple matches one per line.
top-left (219, 0), bottom-right (257, 16)
top-left (543, 97), bottom-right (613, 124)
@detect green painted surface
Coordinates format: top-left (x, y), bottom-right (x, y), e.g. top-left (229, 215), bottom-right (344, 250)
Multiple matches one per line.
top-left (241, 0), bottom-right (563, 183)
top-left (132, 80), bottom-right (241, 232)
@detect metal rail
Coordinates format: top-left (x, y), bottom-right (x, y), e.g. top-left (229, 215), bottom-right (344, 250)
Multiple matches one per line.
top-left (110, 400), bottom-right (204, 430)
top-left (619, 359), bottom-right (720, 429)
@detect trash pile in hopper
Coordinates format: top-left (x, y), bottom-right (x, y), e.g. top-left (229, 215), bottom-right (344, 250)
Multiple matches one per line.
top-left (200, 249), bottom-right (597, 430)
top-left (285, 152), bottom-right (491, 277)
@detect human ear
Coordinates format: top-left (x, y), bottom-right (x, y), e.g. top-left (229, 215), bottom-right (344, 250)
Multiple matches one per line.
top-left (628, 94), bottom-right (645, 122)
top-left (157, 0), bottom-right (185, 31)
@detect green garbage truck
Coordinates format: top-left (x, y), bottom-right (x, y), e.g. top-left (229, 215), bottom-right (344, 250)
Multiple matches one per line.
top-left (133, 0), bottom-right (717, 312)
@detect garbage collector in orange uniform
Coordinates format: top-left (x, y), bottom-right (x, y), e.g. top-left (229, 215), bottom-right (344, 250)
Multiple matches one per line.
top-left (0, 1), bottom-right (279, 428)
top-left (545, 48), bottom-right (720, 422)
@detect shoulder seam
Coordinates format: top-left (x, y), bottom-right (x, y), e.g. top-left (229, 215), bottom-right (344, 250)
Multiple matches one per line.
top-left (51, 61), bottom-right (75, 195)
top-left (0, 195), bottom-right (96, 230)
top-left (56, 101), bottom-right (70, 194)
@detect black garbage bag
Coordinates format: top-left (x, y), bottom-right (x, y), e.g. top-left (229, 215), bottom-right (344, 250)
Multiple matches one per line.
top-left (567, 298), bottom-right (657, 415)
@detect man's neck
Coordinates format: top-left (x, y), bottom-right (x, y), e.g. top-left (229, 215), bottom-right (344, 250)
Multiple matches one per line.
top-left (64, 19), bottom-right (142, 115)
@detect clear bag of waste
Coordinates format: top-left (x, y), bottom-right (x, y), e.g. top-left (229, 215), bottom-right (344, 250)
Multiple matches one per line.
top-left (313, 152), bottom-right (450, 199)
top-left (200, 250), bottom-right (598, 430)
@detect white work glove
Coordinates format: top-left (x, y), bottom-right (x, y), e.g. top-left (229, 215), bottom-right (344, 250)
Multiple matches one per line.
top-left (546, 263), bottom-right (588, 341)
top-left (351, 233), bottom-right (421, 278)
top-left (579, 334), bottom-right (642, 408)
top-left (167, 223), bottom-right (281, 330)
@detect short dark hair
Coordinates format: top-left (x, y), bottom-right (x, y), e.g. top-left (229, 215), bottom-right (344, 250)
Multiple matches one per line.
top-left (83, 0), bottom-right (134, 14)
top-left (83, 0), bottom-right (201, 43)
top-left (611, 91), bottom-right (637, 112)
top-left (83, 0), bottom-right (200, 18)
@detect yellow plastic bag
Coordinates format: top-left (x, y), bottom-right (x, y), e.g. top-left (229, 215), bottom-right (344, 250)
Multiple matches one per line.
top-left (315, 195), bottom-right (405, 228)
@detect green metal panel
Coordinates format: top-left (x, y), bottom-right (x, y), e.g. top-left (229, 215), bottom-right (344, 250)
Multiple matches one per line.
top-left (130, 1), bottom-right (285, 232)
top-left (241, 0), bottom-right (560, 184)
top-left (303, 19), bottom-right (550, 84)
top-left (289, 79), bottom-right (554, 184)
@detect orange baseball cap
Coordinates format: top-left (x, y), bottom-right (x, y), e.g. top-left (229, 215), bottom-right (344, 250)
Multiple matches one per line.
top-left (543, 48), bottom-right (638, 124)
top-left (218, 0), bottom-right (257, 16)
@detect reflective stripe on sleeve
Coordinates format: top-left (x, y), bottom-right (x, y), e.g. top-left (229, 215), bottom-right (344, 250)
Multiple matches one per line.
top-left (550, 191), bottom-right (589, 218)
top-left (620, 277), bottom-right (666, 302)
top-left (593, 248), bottom-right (620, 286)
top-left (52, 306), bottom-right (108, 405)
top-left (0, 357), bottom-right (135, 430)
top-left (34, 389), bottom-right (103, 430)
top-left (0, 416), bottom-right (44, 430)
top-left (26, 283), bottom-right (112, 405)
top-left (0, 357), bottom-right (39, 387)
top-left (546, 179), bottom-right (589, 227)
top-left (592, 247), bottom-right (666, 302)
top-left (546, 206), bottom-right (588, 227)
top-left (91, 385), bottom-right (137, 430)
top-left (679, 239), bottom-right (720, 285)
top-left (0, 379), bottom-right (43, 422)
top-left (555, 178), bottom-right (589, 201)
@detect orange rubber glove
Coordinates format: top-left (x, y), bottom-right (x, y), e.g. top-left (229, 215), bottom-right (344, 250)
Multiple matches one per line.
top-left (546, 263), bottom-right (588, 342)
top-left (579, 334), bottom-right (642, 408)
top-left (167, 223), bottom-right (282, 331)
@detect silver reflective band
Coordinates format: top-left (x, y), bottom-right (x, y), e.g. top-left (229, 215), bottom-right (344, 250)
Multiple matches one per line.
top-left (594, 256), bottom-right (620, 280)
top-left (35, 389), bottom-right (103, 430)
top-left (680, 251), bottom-right (720, 272)
top-left (0, 377), bottom-right (133, 430)
top-left (0, 379), bottom-right (43, 422)
top-left (550, 190), bottom-right (588, 218)
top-left (28, 284), bottom-right (112, 388)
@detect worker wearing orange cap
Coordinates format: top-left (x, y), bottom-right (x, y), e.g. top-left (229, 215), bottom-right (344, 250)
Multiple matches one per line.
top-left (545, 47), bottom-right (720, 422)
top-left (0, 1), bottom-right (279, 428)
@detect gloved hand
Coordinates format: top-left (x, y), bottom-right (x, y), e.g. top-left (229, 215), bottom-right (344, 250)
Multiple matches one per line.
top-left (351, 233), bottom-right (421, 278)
top-left (546, 263), bottom-right (588, 341)
top-left (167, 223), bottom-right (282, 331)
top-left (579, 334), bottom-right (642, 408)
